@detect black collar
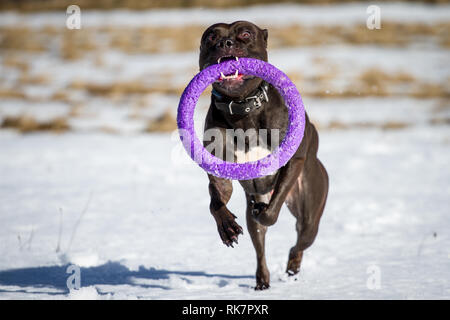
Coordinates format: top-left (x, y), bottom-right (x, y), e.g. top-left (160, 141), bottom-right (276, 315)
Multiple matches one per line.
top-left (212, 81), bottom-right (269, 116)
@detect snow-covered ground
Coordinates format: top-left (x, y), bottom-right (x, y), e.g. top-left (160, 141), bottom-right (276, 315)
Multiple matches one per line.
top-left (0, 119), bottom-right (449, 299)
top-left (0, 2), bottom-right (449, 299)
top-left (1, 2), bottom-right (449, 27)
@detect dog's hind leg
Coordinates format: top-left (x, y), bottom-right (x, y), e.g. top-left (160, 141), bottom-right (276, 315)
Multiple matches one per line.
top-left (285, 157), bottom-right (328, 276)
top-left (246, 192), bottom-right (271, 290)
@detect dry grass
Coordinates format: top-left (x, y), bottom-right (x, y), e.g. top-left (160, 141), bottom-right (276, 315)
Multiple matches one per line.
top-left (69, 80), bottom-right (184, 97)
top-left (317, 120), bottom-right (411, 131)
top-left (50, 90), bottom-right (72, 104)
top-left (2, 56), bottom-right (30, 72)
top-left (0, 27), bottom-right (47, 52)
top-left (258, 23), bottom-right (449, 50)
top-left (359, 68), bottom-right (415, 87)
top-left (305, 85), bottom-right (449, 99)
top-left (1, 22), bottom-right (448, 58)
top-left (0, 17), bottom-right (447, 134)
top-left (108, 25), bottom-right (204, 54)
top-left (144, 111), bottom-right (177, 133)
top-left (97, 125), bottom-right (120, 134)
top-left (380, 121), bottom-right (411, 130)
top-left (18, 73), bottom-right (51, 86)
top-left (68, 104), bottom-right (85, 117)
top-left (432, 99), bottom-right (450, 113)
top-left (1, 0), bottom-right (448, 11)
top-left (2, 65), bottom-right (446, 104)
top-left (60, 29), bottom-right (98, 60)
top-left (291, 69), bottom-right (449, 99)
top-left (410, 83), bottom-right (450, 99)
top-left (60, 69), bottom-right (449, 101)
top-left (1, 114), bottom-right (70, 133)
top-left (0, 88), bottom-right (27, 100)
top-left (429, 117), bottom-right (450, 126)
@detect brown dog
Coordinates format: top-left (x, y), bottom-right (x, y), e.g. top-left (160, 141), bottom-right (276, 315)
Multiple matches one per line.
top-left (199, 21), bottom-right (329, 290)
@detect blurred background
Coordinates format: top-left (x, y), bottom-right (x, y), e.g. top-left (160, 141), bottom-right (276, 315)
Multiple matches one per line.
top-left (0, 1), bottom-right (449, 299)
top-left (0, 0), bottom-right (448, 133)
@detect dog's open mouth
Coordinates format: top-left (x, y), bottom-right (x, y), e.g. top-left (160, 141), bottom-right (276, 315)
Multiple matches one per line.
top-left (215, 55), bottom-right (254, 84)
top-left (217, 55), bottom-right (238, 64)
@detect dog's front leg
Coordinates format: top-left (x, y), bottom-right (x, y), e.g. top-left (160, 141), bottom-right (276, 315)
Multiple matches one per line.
top-left (208, 174), bottom-right (243, 247)
top-left (251, 158), bottom-right (305, 226)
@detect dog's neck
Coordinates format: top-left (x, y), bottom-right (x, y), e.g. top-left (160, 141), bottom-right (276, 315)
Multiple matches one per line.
top-left (212, 81), bottom-right (269, 116)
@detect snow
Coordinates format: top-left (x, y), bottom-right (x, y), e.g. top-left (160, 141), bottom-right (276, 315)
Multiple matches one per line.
top-left (0, 1), bottom-right (449, 300)
top-left (270, 46), bottom-right (450, 84)
top-left (1, 2), bottom-right (449, 28)
top-left (68, 286), bottom-right (103, 300)
top-left (0, 121), bottom-right (449, 299)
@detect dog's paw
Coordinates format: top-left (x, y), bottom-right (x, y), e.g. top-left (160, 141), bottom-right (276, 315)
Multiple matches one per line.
top-left (254, 282), bottom-right (270, 291)
top-left (217, 214), bottom-right (243, 248)
top-left (286, 249), bottom-right (303, 277)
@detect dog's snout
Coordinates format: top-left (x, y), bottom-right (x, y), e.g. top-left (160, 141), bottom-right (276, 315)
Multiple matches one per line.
top-left (216, 38), bottom-right (234, 49)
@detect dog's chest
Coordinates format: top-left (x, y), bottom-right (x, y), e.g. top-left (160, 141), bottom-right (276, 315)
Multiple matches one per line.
top-left (234, 146), bottom-right (271, 163)
top-left (235, 145), bottom-right (279, 194)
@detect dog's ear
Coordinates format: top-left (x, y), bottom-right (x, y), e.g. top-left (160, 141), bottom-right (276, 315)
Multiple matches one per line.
top-left (262, 29), bottom-right (268, 47)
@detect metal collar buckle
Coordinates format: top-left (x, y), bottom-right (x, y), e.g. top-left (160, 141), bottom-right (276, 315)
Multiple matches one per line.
top-left (220, 82), bottom-right (269, 115)
top-left (246, 94), bottom-right (262, 108)
top-left (245, 85), bottom-right (269, 109)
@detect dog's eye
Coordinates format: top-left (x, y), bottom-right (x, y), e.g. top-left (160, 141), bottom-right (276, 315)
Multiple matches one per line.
top-left (207, 33), bottom-right (217, 42)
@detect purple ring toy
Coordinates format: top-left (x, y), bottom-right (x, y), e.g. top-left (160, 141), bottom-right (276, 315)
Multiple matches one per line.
top-left (177, 57), bottom-right (305, 180)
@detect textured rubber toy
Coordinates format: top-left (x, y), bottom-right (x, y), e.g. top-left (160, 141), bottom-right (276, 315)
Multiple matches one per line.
top-left (177, 57), bottom-right (305, 180)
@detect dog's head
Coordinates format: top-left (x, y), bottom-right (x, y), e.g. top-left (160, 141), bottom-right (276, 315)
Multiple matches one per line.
top-left (199, 21), bottom-right (268, 100)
